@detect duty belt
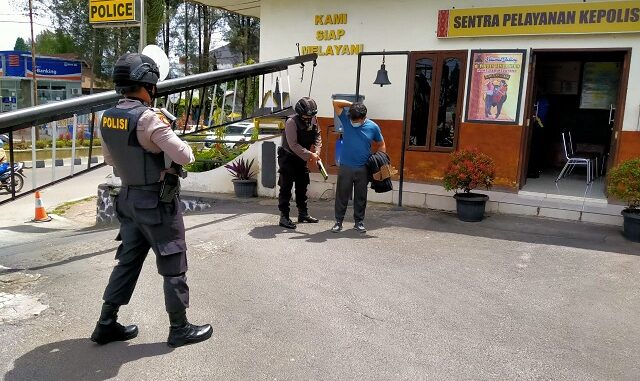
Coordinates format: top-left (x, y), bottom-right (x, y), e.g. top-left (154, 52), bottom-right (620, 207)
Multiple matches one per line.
top-left (125, 183), bottom-right (162, 191)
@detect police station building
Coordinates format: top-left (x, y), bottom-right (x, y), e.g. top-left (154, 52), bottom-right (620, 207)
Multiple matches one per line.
top-left (207, 0), bottom-right (640, 221)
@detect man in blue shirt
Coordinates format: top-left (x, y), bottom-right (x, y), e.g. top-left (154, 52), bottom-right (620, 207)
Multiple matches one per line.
top-left (331, 100), bottom-right (386, 233)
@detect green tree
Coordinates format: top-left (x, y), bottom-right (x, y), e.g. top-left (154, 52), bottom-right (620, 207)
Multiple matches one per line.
top-left (223, 14), bottom-right (260, 63)
top-left (32, 30), bottom-right (76, 55)
top-left (13, 37), bottom-right (29, 51)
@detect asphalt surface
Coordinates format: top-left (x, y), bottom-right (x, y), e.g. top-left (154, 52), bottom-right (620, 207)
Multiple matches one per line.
top-left (0, 194), bottom-right (639, 380)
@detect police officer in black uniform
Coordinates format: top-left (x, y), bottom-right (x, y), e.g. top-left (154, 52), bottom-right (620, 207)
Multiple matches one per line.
top-left (91, 52), bottom-right (212, 348)
top-left (277, 97), bottom-right (322, 229)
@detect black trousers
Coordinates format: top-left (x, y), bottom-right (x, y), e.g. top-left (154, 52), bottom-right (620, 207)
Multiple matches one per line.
top-left (103, 186), bottom-right (189, 313)
top-left (335, 165), bottom-right (368, 223)
top-left (277, 149), bottom-right (310, 218)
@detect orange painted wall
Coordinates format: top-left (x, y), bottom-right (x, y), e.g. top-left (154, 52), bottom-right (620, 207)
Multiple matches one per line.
top-left (317, 117), bottom-right (523, 189)
top-left (616, 131), bottom-right (640, 164)
top-left (458, 123), bottom-right (523, 189)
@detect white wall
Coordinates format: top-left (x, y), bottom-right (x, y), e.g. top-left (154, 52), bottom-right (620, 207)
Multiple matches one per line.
top-left (181, 136), bottom-right (280, 197)
top-left (260, 0), bottom-right (640, 131)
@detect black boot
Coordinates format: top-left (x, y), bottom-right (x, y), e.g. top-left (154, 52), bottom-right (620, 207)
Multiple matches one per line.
top-left (90, 303), bottom-right (138, 345)
top-left (167, 310), bottom-right (213, 348)
top-left (279, 215), bottom-right (296, 229)
top-left (298, 214), bottom-right (319, 223)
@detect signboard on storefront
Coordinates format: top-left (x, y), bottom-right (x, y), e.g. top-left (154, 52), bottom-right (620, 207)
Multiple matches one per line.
top-left (89, 0), bottom-right (140, 26)
top-left (465, 50), bottom-right (526, 125)
top-left (0, 52), bottom-right (82, 81)
top-left (26, 57), bottom-right (82, 81)
top-left (438, 1), bottom-right (640, 38)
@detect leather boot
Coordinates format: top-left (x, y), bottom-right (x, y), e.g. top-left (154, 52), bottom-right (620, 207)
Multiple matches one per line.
top-left (279, 215), bottom-right (296, 229)
top-left (298, 214), bottom-right (319, 223)
top-left (90, 303), bottom-right (138, 345)
top-left (167, 310), bottom-right (213, 348)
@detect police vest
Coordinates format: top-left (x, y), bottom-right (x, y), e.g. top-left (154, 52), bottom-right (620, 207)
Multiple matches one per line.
top-left (100, 103), bottom-right (165, 186)
top-left (281, 115), bottom-right (319, 158)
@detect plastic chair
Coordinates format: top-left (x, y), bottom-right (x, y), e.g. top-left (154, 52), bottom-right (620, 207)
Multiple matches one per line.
top-left (556, 131), bottom-right (593, 184)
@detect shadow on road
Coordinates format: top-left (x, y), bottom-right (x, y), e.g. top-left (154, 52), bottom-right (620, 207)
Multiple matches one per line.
top-left (4, 339), bottom-right (173, 381)
top-left (249, 224), bottom-right (378, 243)
top-left (0, 224), bottom-right (66, 234)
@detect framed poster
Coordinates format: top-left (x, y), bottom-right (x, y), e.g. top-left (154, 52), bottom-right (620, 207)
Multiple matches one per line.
top-left (464, 50), bottom-right (526, 125)
top-left (579, 62), bottom-right (620, 110)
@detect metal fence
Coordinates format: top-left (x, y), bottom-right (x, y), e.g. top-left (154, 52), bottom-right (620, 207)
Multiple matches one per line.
top-left (0, 54), bottom-right (317, 205)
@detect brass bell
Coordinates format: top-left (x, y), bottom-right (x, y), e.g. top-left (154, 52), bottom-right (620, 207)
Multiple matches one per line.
top-left (373, 64), bottom-right (391, 87)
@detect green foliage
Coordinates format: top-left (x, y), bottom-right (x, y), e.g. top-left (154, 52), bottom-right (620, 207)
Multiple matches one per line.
top-left (608, 158), bottom-right (640, 209)
top-left (183, 144), bottom-right (245, 172)
top-left (223, 14), bottom-right (260, 62)
top-left (33, 30), bottom-right (76, 55)
top-left (14, 37), bottom-right (29, 51)
top-left (443, 149), bottom-right (496, 193)
top-left (35, 140), bottom-right (49, 149)
top-left (224, 157), bottom-right (256, 180)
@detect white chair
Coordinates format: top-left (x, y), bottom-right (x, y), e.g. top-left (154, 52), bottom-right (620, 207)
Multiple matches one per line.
top-left (556, 131), bottom-right (593, 184)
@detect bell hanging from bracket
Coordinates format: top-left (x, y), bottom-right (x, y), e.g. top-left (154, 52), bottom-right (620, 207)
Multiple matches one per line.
top-left (373, 50), bottom-right (391, 87)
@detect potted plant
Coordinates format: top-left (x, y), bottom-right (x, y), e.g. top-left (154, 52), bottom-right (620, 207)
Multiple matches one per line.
top-left (607, 158), bottom-right (640, 242)
top-left (443, 149), bottom-right (496, 222)
top-left (225, 157), bottom-right (257, 198)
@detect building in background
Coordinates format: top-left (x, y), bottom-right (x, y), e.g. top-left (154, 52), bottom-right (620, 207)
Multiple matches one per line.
top-left (0, 50), bottom-right (83, 113)
top-left (205, 0), bottom-right (640, 204)
top-left (212, 43), bottom-right (244, 70)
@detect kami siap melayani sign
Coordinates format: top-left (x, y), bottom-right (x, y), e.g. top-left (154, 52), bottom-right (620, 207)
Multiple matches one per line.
top-left (89, 0), bottom-right (140, 25)
top-left (437, 1), bottom-right (640, 37)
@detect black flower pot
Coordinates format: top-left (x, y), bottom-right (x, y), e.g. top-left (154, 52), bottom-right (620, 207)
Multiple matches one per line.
top-left (453, 192), bottom-right (489, 222)
top-left (621, 209), bottom-right (640, 243)
top-left (232, 179), bottom-right (257, 198)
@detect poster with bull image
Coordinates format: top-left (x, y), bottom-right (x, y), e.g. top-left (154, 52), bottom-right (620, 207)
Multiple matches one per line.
top-left (465, 50), bottom-right (526, 125)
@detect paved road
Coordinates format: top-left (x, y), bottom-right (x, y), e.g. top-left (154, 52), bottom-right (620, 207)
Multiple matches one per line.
top-left (0, 166), bottom-right (112, 246)
top-left (0, 162), bottom-right (105, 204)
top-left (0, 194), bottom-right (639, 380)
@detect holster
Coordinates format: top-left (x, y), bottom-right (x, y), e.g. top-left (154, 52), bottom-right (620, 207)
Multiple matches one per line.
top-left (159, 172), bottom-right (180, 203)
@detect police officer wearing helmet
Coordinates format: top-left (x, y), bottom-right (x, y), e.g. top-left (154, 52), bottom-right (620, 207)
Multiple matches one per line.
top-left (277, 97), bottom-right (322, 229)
top-left (92, 52), bottom-right (212, 348)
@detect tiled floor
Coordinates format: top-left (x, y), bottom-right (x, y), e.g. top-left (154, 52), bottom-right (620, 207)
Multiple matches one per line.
top-left (521, 169), bottom-right (606, 200)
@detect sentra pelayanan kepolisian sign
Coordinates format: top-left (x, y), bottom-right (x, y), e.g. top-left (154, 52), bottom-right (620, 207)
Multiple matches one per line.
top-left (437, 1), bottom-right (640, 38)
top-left (89, 0), bottom-right (140, 25)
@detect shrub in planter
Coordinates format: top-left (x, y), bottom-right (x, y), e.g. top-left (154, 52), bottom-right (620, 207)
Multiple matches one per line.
top-left (607, 157), bottom-right (640, 242)
top-left (443, 149), bottom-right (496, 222)
top-left (224, 157), bottom-right (257, 198)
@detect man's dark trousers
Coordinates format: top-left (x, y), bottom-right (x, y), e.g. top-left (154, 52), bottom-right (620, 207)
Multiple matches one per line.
top-left (103, 186), bottom-right (189, 313)
top-left (278, 149), bottom-right (310, 217)
top-left (335, 165), bottom-right (368, 223)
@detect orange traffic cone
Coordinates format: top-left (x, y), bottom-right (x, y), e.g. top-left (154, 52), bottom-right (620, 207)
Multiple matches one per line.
top-left (33, 191), bottom-right (52, 222)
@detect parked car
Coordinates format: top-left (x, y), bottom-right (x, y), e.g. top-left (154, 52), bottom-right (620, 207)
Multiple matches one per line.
top-left (204, 122), bottom-right (281, 148)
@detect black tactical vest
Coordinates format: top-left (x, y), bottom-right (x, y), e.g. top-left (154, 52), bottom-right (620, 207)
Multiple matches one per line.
top-left (282, 115), bottom-right (319, 155)
top-left (100, 102), bottom-right (165, 186)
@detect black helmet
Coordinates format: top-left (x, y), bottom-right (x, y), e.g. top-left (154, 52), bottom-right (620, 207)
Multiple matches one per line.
top-left (294, 97), bottom-right (318, 117)
top-left (113, 53), bottom-right (160, 94)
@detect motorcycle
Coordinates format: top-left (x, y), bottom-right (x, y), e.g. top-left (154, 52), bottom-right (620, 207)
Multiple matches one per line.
top-left (0, 161), bottom-right (26, 193)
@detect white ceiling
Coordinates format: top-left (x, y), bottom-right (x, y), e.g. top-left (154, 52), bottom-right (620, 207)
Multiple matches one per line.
top-left (193, 0), bottom-right (261, 18)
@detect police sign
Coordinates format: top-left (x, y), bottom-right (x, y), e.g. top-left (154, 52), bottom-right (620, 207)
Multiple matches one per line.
top-left (89, 0), bottom-right (140, 25)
